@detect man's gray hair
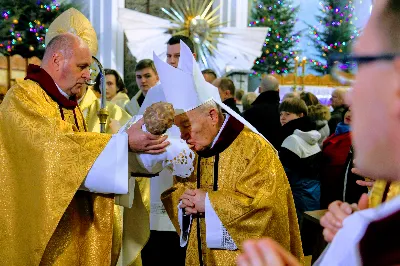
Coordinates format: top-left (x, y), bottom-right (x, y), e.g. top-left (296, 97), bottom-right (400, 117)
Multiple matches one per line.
top-left (193, 100), bottom-right (224, 122)
top-left (242, 92), bottom-right (258, 111)
top-left (332, 88), bottom-right (347, 100)
top-left (282, 92), bottom-right (300, 101)
top-left (260, 75), bottom-right (279, 92)
top-left (197, 100), bottom-right (221, 114)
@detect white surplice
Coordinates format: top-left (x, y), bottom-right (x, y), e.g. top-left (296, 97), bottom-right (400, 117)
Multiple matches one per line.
top-left (315, 195), bottom-right (400, 266)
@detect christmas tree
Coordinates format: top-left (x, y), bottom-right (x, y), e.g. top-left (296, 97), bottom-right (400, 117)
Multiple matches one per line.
top-left (0, 0), bottom-right (75, 58)
top-left (249, 0), bottom-right (301, 75)
top-left (307, 0), bottom-right (359, 74)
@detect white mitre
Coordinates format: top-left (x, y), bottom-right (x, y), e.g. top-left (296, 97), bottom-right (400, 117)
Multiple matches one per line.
top-left (153, 40), bottom-right (276, 151)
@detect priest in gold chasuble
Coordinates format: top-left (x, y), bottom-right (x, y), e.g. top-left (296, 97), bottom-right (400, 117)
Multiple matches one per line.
top-left (0, 9), bottom-right (171, 266)
top-left (156, 42), bottom-right (304, 265)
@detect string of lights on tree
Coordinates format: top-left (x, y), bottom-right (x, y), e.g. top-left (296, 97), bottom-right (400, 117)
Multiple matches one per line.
top-left (249, 0), bottom-right (301, 76)
top-left (307, 0), bottom-right (360, 74)
top-left (0, 0), bottom-right (72, 58)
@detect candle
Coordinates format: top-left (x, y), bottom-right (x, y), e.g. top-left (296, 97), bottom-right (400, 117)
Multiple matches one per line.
top-left (294, 56), bottom-right (299, 90)
top-left (302, 57), bottom-right (306, 90)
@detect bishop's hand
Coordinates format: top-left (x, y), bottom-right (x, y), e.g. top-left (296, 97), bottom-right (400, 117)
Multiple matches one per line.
top-left (179, 189), bottom-right (198, 215)
top-left (127, 118), bottom-right (170, 154)
top-left (179, 189), bottom-right (206, 215)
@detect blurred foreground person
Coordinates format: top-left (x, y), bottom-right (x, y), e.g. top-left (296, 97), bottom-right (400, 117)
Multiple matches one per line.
top-left (237, 1), bottom-right (400, 265)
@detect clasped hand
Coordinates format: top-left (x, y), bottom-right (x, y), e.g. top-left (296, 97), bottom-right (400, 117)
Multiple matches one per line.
top-left (127, 118), bottom-right (170, 154)
top-left (179, 189), bottom-right (206, 215)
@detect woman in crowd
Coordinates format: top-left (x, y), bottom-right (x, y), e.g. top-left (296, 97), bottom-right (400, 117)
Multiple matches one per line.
top-left (300, 91), bottom-right (319, 106)
top-left (320, 108), bottom-right (367, 208)
top-left (278, 98), bottom-right (321, 225)
top-left (94, 68), bottom-right (130, 110)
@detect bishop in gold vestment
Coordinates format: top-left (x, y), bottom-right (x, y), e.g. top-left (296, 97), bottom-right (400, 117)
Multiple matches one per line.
top-left (149, 40), bottom-right (303, 266)
top-left (78, 86), bottom-right (152, 266)
top-left (0, 65), bottom-right (116, 265)
top-left (161, 116), bottom-right (304, 266)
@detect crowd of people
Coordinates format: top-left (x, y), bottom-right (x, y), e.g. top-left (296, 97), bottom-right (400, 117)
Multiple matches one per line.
top-left (1, 1), bottom-right (400, 265)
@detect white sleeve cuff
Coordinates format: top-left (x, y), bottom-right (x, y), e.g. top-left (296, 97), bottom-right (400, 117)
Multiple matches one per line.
top-left (81, 132), bottom-right (129, 194)
top-left (178, 201), bottom-right (192, 247)
top-left (205, 193), bottom-right (238, 250)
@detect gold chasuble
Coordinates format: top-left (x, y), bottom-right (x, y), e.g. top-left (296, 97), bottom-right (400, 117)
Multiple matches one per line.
top-left (78, 87), bottom-right (151, 266)
top-left (0, 65), bottom-right (115, 265)
top-left (370, 180), bottom-right (400, 208)
top-left (161, 116), bottom-right (304, 266)
top-left (79, 87), bottom-right (131, 134)
top-left (111, 92), bottom-right (131, 111)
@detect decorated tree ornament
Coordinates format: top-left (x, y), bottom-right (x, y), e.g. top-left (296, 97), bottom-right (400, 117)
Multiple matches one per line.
top-left (249, 0), bottom-right (301, 75)
top-left (0, 0), bottom-right (75, 58)
top-left (307, 0), bottom-right (360, 74)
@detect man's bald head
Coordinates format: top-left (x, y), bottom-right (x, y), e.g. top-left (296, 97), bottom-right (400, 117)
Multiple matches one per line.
top-left (41, 33), bottom-right (92, 97)
top-left (42, 33), bottom-right (88, 65)
top-left (259, 75), bottom-right (279, 93)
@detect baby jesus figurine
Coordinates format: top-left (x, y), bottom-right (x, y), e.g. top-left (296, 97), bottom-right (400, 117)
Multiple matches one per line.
top-left (119, 101), bottom-right (194, 178)
top-left (116, 101), bottom-right (194, 207)
top-left (143, 102), bottom-right (175, 135)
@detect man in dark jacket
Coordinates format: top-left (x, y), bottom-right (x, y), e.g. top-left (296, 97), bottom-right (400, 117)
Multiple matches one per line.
top-left (328, 88), bottom-right (348, 133)
top-left (213, 77), bottom-right (241, 115)
top-left (243, 75), bottom-right (281, 149)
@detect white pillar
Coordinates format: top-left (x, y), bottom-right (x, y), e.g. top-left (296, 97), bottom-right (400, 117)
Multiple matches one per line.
top-left (235, 0), bottom-right (249, 28)
top-left (214, 0), bottom-right (249, 28)
top-left (89, 0), bottom-right (125, 76)
top-left (227, 0), bottom-right (232, 27)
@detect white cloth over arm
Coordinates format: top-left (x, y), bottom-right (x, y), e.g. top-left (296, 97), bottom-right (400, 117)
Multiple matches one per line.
top-left (150, 169), bottom-right (176, 232)
top-left (81, 132), bottom-right (129, 194)
top-left (205, 193), bottom-right (238, 250)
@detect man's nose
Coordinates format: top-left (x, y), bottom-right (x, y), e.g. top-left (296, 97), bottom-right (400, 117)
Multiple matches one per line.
top-left (181, 131), bottom-right (189, 140)
top-left (82, 69), bottom-right (90, 80)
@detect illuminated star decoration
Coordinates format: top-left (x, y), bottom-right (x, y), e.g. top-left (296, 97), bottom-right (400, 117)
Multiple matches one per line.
top-left (161, 0), bottom-right (224, 69)
top-left (119, 0), bottom-right (268, 75)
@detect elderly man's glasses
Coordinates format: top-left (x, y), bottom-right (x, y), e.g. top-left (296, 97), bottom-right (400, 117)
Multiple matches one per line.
top-left (329, 54), bottom-right (400, 85)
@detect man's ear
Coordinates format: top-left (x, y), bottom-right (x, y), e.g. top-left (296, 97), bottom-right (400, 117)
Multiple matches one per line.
top-left (52, 52), bottom-right (62, 72)
top-left (299, 113), bottom-right (304, 118)
top-left (209, 108), bottom-right (219, 125)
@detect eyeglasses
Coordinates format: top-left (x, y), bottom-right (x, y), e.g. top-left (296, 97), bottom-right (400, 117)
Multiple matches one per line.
top-left (329, 53), bottom-right (400, 85)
